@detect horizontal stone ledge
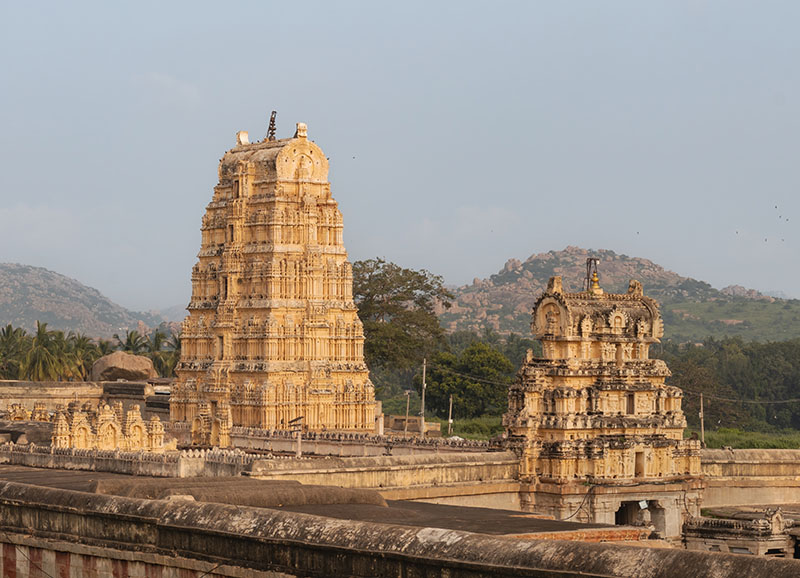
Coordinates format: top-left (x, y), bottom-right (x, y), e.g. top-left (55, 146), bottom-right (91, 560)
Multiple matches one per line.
top-left (0, 480), bottom-right (797, 578)
top-left (379, 481), bottom-right (521, 500)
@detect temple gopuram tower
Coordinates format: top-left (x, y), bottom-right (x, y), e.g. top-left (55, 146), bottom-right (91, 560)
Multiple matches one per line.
top-left (503, 270), bottom-right (704, 539)
top-left (171, 122), bottom-right (376, 435)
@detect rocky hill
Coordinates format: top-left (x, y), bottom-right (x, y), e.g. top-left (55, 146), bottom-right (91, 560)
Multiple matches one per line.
top-left (0, 263), bottom-right (164, 338)
top-left (439, 246), bottom-right (799, 342)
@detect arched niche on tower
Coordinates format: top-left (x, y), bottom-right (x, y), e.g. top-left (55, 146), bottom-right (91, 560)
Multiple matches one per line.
top-left (275, 137), bottom-right (329, 188)
top-left (532, 296), bottom-right (571, 338)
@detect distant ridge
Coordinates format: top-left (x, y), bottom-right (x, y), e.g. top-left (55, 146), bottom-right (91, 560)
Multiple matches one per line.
top-left (0, 263), bottom-right (164, 338)
top-left (439, 247), bottom-right (798, 342)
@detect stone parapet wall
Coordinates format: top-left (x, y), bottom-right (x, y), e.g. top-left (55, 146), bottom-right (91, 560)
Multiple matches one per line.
top-left (0, 380), bottom-right (166, 420)
top-left (229, 425), bottom-right (493, 456)
top-left (0, 443), bottom-right (260, 478)
top-left (0, 533), bottom-right (276, 578)
top-left (0, 480), bottom-right (797, 578)
top-left (249, 451), bottom-right (520, 491)
top-left (701, 449), bottom-right (800, 507)
top-left (0, 380), bottom-right (103, 411)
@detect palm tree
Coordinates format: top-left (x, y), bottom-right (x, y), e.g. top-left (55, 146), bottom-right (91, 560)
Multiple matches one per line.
top-left (67, 331), bottom-right (100, 380)
top-left (0, 324), bottom-right (29, 379)
top-left (163, 332), bottom-right (182, 377)
top-left (97, 339), bottom-right (117, 356)
top-left (50, 329), bottom-right (82, 380)
top-left (144, 329), bottom-right (168, 376)
top-left (114, 330), bottom-right (147, 355)
top-left (20, 322), bottom-right (68, 381)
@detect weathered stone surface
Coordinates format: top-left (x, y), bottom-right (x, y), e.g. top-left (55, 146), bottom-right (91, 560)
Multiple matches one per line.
top-left (0, 481), bottom-right (798, 578)
top-left (51, 402), bottom-right (167, 452)
top-left (171, 121), bottom-right (376, 439)
top-left (503, 274), bottom-right (703, 537)
top-left (0, 420), bottom-right (53, 444)
top-left (702, 448), bottom-right (800, 507)
top-left (90, 351), bottom-right (157, 382)
top-left (90, 477), bottom-right (388, 508)
top-left (0, 381), bottom-right (103, 412)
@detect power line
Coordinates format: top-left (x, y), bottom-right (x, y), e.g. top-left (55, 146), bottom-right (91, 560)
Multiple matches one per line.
top-left (426, 364), bottom-right (511, 387)
top-left (428, 363), bottom-right (800, 407)
top-left (681, 389), bottom-right (800, 405)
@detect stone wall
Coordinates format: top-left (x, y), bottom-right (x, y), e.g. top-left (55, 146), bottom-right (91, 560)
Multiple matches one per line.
top-left (0, 481), bottom-right (797, 578)
top-left (0, 534), bottom-right (282, 578)
top-left (0, 380), bottom-right (166, 420)
top-left (249, 451), bottom-right (520, 505)
top-left (0, 380), bottom-right (103, 411)
top-left (228, 425), bottom-right (493, 456)
top-left (0, 442), bottom-right (259, 478)
top-left (701, 449), bottom-right (800, 507)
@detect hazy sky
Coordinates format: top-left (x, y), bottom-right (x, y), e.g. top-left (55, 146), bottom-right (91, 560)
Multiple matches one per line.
top-left (1, 1), bottom-right (799, 311)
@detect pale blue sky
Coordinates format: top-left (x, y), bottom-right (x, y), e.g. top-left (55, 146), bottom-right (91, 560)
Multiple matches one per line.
top-left (1, 1), bottom-right (799, 311)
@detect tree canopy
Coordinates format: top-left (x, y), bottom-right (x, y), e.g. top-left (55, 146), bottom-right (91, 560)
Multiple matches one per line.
top-left (0, 323), bottom-right (181, 381)
top-left (420, 341), bottom-right (515, 418)
top-left (353, 258), bottom-right (453, 374)
top-left (656, 337), bottom-right (800, 431)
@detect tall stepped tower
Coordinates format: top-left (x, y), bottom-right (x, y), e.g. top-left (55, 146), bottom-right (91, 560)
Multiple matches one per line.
top-left (171, 122), bottom-right (376, 435)
top-left (503, 271), bottom-right (704, 539)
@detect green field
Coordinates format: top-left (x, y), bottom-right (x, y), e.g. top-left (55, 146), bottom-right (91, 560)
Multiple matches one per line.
top-left (686, 427), bottom-right (800, 449)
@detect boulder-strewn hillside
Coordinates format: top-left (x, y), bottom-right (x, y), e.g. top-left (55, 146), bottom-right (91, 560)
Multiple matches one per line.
top-left (0, 263), bottom-right (164, 338)
top-left (440, 246), bottom-right (800, 343)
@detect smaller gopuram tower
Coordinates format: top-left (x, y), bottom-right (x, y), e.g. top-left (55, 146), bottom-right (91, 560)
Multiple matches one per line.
top-left (503, 270), bottom-right (703, 539)
top-left (171, 121), bottom-right (376, 435)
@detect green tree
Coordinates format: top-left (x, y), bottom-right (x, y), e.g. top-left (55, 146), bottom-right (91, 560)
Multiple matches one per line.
top-left (66, 331), bottom-right (100, 380)
top-left (421, 342), bottom-right (515, 418)
top-left (96, 339), bottom-right (117, 356)
top-left (0, 324), bottom-right (29, 379)
top-left (353, 258), bottom-right (453, 396)
top-left (20, 322), bottom-right (68, 381)
top-left (447, 330), bottom-right (539, 368)
top-left (114, 330), bottom-right (147, 354)
top-left (144, 329), bottom-right (168, 376)
top-left (162, 333), bottom-right (181, 377)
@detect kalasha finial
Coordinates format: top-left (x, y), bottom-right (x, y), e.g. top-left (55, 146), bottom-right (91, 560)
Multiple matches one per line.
top-left (585, 257), bottom-right (602, 294)
top-left (591, 271), bottom-right (601, 290)
top-left (267, 110), bottom-right (277, 141)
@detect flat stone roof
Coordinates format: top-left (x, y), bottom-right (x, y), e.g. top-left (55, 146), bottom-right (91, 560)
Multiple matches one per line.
top-left (0, 464), bottom-right (133, 491)
top-left (705, 504), bottom-right (800, 521)
top-left (280, 500), bottom-right (613, 535)
top-left (0, 464), bottom-right (615, 536)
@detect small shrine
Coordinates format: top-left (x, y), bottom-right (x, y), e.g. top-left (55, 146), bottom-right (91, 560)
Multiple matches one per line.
top-left (52, 402), bottom-right (167, 452)
top-left (503, 266), bottom-right (704, 538)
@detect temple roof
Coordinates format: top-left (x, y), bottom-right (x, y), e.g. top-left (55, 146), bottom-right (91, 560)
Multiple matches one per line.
top-left (217, 122), bottom-right (329, 185)
top-left (531, 276), bottom-right (663, 341)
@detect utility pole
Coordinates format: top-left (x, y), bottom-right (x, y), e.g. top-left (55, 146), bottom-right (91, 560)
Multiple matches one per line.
top-left (420, 358), bottom-right (427, 437)
top-left (447, 394), bottom-right (453, 436)
top-left (404, 390), bottom-right (410, 437)
top-left (699, 394), bottom-right (705, 446)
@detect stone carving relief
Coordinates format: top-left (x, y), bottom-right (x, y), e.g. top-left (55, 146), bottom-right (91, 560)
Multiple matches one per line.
top-left (172, 122), bottom-right (376, 435)
top-left (52, 403), bottom-right (170, 452)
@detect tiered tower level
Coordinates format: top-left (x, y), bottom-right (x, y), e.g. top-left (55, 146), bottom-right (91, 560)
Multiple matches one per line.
top-left (503, 274), bottom-right (703, 535)
top-left (171, 123), bottom-right (376, 432)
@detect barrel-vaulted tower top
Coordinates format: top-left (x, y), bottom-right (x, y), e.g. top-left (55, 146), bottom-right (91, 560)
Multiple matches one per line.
top-left (531, 275), bottom-right (664, 347)
top-left (216, 122), bottom-right (330, 198)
